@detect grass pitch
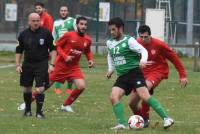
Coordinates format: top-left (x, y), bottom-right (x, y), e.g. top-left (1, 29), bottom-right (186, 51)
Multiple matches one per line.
top-left (0, 52), bottom-right (200, 134)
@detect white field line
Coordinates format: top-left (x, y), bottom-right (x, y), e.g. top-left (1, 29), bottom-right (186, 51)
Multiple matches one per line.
top-left (0, 64), bottom-right (15, 69)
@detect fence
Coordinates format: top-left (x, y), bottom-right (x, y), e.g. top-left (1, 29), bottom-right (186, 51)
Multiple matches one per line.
top-left (1, 0), bottom-right (200, 43)
top-left (0, 40), bottom-right (199, 71)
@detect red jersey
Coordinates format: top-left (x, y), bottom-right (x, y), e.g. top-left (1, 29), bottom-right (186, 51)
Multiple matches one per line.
top-left (40, 12), bottom-right (53, 32)
top-left (55, 31), bottom-right (93, 69)
top-left (137, 37), bottom-right (186, 79)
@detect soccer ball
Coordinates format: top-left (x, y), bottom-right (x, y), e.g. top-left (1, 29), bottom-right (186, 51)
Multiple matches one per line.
top-left (128, 115), bottom-right (144, 129)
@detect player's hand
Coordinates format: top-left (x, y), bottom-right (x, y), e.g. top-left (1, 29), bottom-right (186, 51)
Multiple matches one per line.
top-left (66, 56), bottom-right (74, 63)
top-left (88, 60), bottom-right (94, 68)
top-left (48, 64), bottom-right (54, 73)
top-left (146, 61), bottom-right (155, 66)
top-left (139, 61), bottom-right (147, 69)
top-left (106, 71), bottom-right (113, 79)
top-left (180, 78), bottom-right (188, 88)
top-left (16, 65), bottom-right (22, 74)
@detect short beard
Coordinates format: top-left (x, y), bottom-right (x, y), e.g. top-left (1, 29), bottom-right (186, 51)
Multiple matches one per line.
top-left (77, 29), bottom-right (85, 36)
top-left (114, 34), bottom-right (122, 40)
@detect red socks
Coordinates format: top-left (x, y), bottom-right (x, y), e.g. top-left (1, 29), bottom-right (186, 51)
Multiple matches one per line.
top-left (32, 89), bottom-right (84, 106)
top-left (63, 89), bottom-right (83, 106)
top-left (134, 101), bottom-right (150, 120)
top-left (140, 101), bottom-right (150, 120)
top-left (32, 91), bottom-right (37, 101)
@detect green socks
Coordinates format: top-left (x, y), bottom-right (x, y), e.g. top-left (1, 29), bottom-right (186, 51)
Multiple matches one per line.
top-left (66, 82), bottom-right (73, 89)
top-left (112, 97), bottom-right (167, 125)
top-left (113, 102), bottom-right (127, 125)
top-left (55, 82), bottom-right (73, 89)
top-left (147, 97), bottom-right (168, 119)
top-left (55, 82), bottom-right (61, 89)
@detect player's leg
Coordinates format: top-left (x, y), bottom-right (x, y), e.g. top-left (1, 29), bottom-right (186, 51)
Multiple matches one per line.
top-left (128, 90), bottom-right (151, 127)
top-left (110, 86), bottom-right (127, 130)
top-left (136, 87), bottom-right (174, 129)
top-left (65, 81), bottom-right (73, 95)
top-left (128, 90), bottom-right (141, 114)
top-left (139, 75), bottom-right (163, 127)
top-left (131, 68), bottom-right (173, 129)
top-left (66, 81), bottom-right (73, 89)
top-left (54, 82), bottom-right (62, 95)
top-left (110, 73), bottom-right (135, 130)
top-left (61, 68), bottom-right (85, 112)
top-left (134, 80), bottom-right (154, 127)
top-left (61, 79), bottom-right (85, 112)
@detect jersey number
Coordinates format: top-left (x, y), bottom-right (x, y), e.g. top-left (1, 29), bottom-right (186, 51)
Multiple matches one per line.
top-left (113, 47), bottom-right (120, 54)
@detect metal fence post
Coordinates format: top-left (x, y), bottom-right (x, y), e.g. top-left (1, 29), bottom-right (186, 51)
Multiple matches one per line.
top-left (95, 0), bottom-right (100, 54)
top-left (194, 43), bottom-right (199, 72)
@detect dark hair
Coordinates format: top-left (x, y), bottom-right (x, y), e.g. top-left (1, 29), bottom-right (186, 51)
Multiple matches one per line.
top-left (34, 2), bottom-right (44, 7)
top-left (76, 16), bottom-right (87, 24)
top-left (60, 5), bottom-right (68, 9)
top-left (108, 17), bottom-right (124, 29)
top-left (138, 25), bottom-right (151, 35)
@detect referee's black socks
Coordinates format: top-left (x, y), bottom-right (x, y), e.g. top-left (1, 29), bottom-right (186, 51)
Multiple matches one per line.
top-left (23, 92), bottom-right (32, 112)
top-left (36, 94), bottom-right (45, 114)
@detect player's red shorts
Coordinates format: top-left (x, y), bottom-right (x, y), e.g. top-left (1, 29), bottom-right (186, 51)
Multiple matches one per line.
top-left (49, 66), bottom-right (84, 83)
top-left (144, 73), bottom-right (166, 89)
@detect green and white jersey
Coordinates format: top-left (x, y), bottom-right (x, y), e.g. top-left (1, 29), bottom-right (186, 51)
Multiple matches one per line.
top-left (107, 35), bottom-right (148, 76)
top-left (52, 17), bottom-right (76, 40)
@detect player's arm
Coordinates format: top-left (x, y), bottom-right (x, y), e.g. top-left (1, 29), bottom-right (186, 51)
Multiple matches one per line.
top-left (52, 22), bottom-right (57, 40)
top-left (128, 37), bottom-right (148, 68)
top-left (72, 18), bottom-right (77, 31)
top-left (44, 15), bottom-right (53, 33)
top-left (160, 42), bottom-right (188, 87)
top-left (52, 21), bottom-right (59, 48)
top-left (106, 52), bottom-right (115, 79)
top-left (47, 15), bottom-right (54, 32)
top-left (84, 40), bottom-right (94, 68)
top-left (15, 34), bottom-right (24, 74)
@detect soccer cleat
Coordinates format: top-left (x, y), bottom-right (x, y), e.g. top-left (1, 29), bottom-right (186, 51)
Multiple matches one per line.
top-left (65, 89), bottom-right (72, 95)
top-left (164, 117), bottom-right (174, 129)
top-left (110, 124), bottom-right (127, 130)
top-left (18, 102), bottom-right (26, 111)
top-left (36, 112), bottom-right (45, 119)
top-left (23, 111), bottom-right (32, 117)
top-left (61, 105), bottom-right (74, 112)
top-left (143, 119), bottom-right (150, 128)
top-left (54, 88), bottom-right (62, 95)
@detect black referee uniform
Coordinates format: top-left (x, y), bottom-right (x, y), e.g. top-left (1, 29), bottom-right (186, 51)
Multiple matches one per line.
top-left (16, 27), bottom-right (55, 117)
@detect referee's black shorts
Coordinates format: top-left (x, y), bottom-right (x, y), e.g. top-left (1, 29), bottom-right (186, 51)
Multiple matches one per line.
top-left (113, 67), bottom-right (146, 96)
top-left (20, 60), bottom-right (49, 88)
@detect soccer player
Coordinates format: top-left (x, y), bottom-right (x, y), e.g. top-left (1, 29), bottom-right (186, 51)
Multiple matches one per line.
top-left (132, 25), bottom-right (188, 127)
top-left (49, 16), bottom-right (94, 112)
top-left (106, 17), bottom-right (174, 130)
top-left (15, 13), bottom-right (56, 118)
top-left (52, 5), bottom-right (76, 95)
top-left (35, 2), bottom-right (53, 32)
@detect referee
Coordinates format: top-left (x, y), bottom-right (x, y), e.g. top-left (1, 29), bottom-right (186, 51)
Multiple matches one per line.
top-left (15, 13), bottom-right (56, 118)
